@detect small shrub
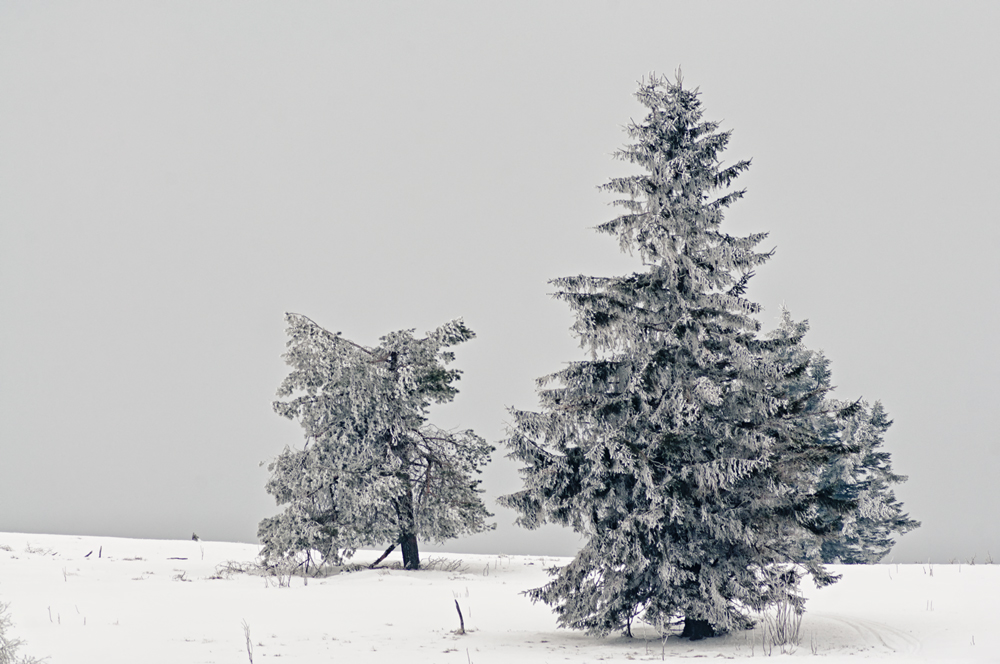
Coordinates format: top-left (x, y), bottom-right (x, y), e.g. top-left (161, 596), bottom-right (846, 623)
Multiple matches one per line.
top-left (422, 557), bottom-right (468, 574)
top-left (0, 600), bottom-right (45, 664)
top-left (760, 595), bottom-right (803, 655)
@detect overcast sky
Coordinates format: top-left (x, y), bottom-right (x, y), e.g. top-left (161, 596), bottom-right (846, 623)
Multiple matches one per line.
top-left (2, 1), bottom-right (998, 563)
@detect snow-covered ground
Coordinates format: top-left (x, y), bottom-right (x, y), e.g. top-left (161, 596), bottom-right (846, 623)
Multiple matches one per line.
top-left (0, 532), bottom-right (995, 662)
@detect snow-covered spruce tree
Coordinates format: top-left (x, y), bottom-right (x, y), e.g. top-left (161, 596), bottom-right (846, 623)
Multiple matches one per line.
top-left (259, 313), bottom-right (493, 571)
top-left (766, 310), bottom-right (919, 565)
top-left (816, 399), bottom-right (919, 563)
top-left (499, 73), bottom-right (854, 639)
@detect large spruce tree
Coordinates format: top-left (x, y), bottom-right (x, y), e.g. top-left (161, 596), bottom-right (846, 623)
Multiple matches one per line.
top-left (500, 73), bottom-right (857, 638)
top-left (259, 313), bottom-right (493, 571)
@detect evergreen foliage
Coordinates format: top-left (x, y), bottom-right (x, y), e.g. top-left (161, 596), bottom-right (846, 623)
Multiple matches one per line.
top-left (817, 398), bottom-right (919, 564)
top-left (767, 311), bottom-right (919, 565)
top-left (499, 73), bottom-right (869, 638)
top-left (259, 313), bottom-right (494, 571)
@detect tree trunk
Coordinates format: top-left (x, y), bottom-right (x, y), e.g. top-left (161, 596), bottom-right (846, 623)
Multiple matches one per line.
top-left (681, 617), bottom-right (715, 640)
top-left (400, 533), bottom-right (420, 570)
top-left (395, 480), bottom-right (420, 570)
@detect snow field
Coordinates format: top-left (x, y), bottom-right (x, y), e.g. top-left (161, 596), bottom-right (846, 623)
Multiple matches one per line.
top-left (0, 532), bottom-right (996, 662)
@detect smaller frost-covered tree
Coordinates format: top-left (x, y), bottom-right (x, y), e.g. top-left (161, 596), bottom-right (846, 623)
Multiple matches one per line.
top-left (259, 313), bottom-right (493, 570)
top-left (815, 399), bottom-right (918, 563)
top-left (767, 310), bottom-right (918, 564)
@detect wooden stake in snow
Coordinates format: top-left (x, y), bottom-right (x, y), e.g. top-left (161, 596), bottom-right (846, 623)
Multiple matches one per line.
top-left (454, 600), bottom-right (465, 635)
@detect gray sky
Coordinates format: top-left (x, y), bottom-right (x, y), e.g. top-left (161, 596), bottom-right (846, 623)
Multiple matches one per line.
top-left (2, 1), bottom-right (997, 563)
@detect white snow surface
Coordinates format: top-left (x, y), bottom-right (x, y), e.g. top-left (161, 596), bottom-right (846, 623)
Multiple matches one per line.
top-left (0, 532), bottom-right (995, 662)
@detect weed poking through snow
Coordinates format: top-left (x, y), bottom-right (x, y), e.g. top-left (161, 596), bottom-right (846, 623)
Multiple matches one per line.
top-left (242, 620), bottom-right (253, 664)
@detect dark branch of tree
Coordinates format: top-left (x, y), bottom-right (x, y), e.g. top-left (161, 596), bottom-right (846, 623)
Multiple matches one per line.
top-left (369, 543), bottom-right (397, 568)
top-left (417, 460), bottom-right (435, 505)
top-left (414, 429), bottom-right (466, 445)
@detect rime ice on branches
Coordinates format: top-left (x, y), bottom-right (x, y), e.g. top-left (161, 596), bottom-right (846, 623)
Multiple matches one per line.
top-left (500, 72), bottom-right (915, 639)
top-left (260, 314), bottom-right (494, 571)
